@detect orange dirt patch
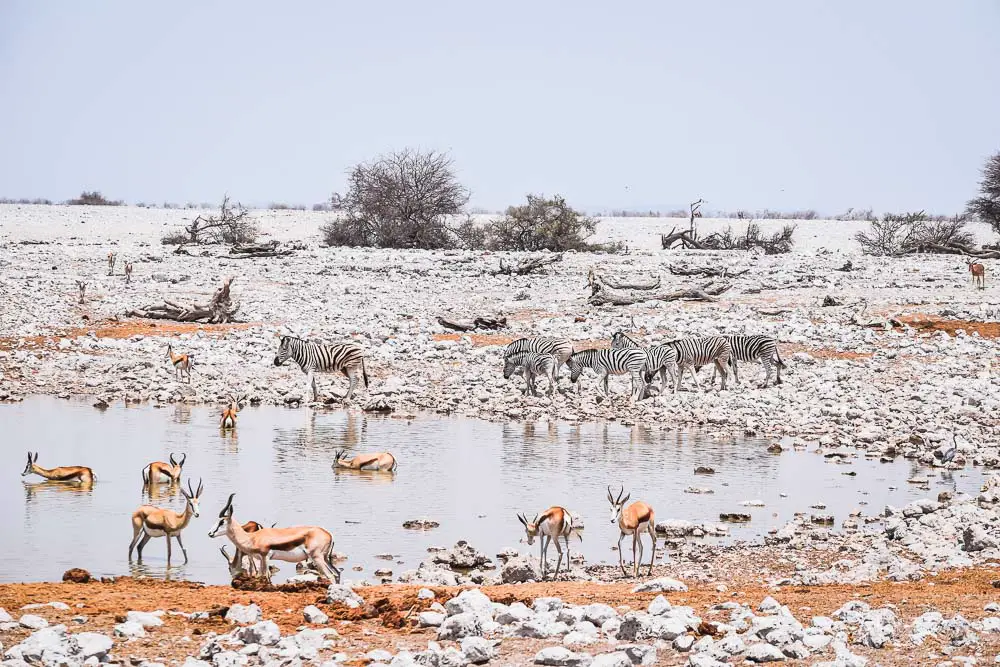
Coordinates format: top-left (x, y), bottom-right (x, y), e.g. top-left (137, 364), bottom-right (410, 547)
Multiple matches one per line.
top-left (895, 314), bottom-right (1000, 338)
top-left (782, 342), bottom-right (873, 360)
top-left (0, 320), bottom-right (261, 352)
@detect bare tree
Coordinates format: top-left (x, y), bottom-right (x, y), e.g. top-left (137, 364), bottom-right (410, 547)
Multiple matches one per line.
top-left (855, 211), bottom-right (978, 256)
top-left (163, 195), bottom-right (258, 245)
top-left (699, 221), bottom-right (797, 254)
top-left (321, 149), bottom-right (469, 249)
top-left (967, 151), bottom-right (1000, 236)
top-left (486, 195), bottom-right (600, 251)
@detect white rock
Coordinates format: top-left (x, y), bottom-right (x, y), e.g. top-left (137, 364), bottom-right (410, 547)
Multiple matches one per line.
top-left (225, 604), bottom-right (262, 625)
top-left (631, 578), bottom-right (687, 593)
top-left (534, 646), bottom-right (590, 666)
top-left (126, 611), bottom-right (164, 628)
top-left (325, 585), bottom-right (364, 609)
top-left (19, 615), bottom-right (48, 630)
top-left (113, 620), bottom-right (146, 639)
top-left (437, 612), bottom-right (483, 640)
top-left (745, 643), bottom-right (786, 662)
top-left (74, 633), bottom-right (112, 660)
top-left (303, 605), bottom-right (329, 624)
top-left (419, 611), bottom-right (446, 628)
top-left (235, 621), bottom-right (281, 647)
top-left (460, 637), bottom-right (497, 664)
top-left (590, 653), bottom-right (631, 667)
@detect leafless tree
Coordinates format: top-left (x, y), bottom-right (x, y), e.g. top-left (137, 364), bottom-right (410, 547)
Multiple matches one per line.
top-left (486, 195), bottom-right (600, 252)
top-left (855, 211), bottom-right (976, 256)
top-left (162, 195), bottom-right (258, 245)
top-left (967, 151), bottom-right (1000, 236)
top-left (699, 221), bottom-right (797, 254)
top-left (321, 149), bottom-right (469, 249)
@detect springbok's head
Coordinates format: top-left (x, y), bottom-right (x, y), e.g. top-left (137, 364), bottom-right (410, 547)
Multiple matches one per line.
top-left (22, 451), bottom-right (38, 476)
top-left (179, 478), bottom-right (203, 518)
top-left (165, 343), bottom-right (173, 358)
top-left (607, 485), bottom-right (630, 525)
top-left (168, 452), bottom-right (187, 472)
top-left (334, 449), bottom-right (347, 463)
top-left (516, 512), bottom-right (540, 545)
top-left (209, 493), bottom-right (236, 538)
top-left (274, 336), bottom-right (293, 367)
top-left (220, 545), bottom-right (245, 577)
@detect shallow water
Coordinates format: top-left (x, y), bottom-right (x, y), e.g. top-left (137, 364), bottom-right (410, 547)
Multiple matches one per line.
top-left (1, 397), bottom-right (982, 584)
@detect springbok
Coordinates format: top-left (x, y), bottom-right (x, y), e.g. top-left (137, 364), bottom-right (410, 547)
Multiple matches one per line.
top-left (517, 506), bottom-right (582, 580)
top-left (124, 261), bottom-right (133, 284)
top-left (141, 453), bottom-right (186, 486)
top-left (107, 252), bottom-right (116, 276)
top-left (208, 493), bottom-right (341, 583)
top-left (75, 281), bottom-right (87, 305)
top-left (22, 452), bottom-right (93, 484)
top-left (219, 521), bottom-right (337, 578)
top-left (607, 485), bottom-right (656, 578)
top-left (333, 449), bottom-right (397, 472)
top-left (128, 478), bottom-right (203, 565)
top-left (166, 343), bottom-right (192, 383)
top-left (969, 261), bottom-right (986, 290)
top-left (220, 394), bottom-right (246, 430)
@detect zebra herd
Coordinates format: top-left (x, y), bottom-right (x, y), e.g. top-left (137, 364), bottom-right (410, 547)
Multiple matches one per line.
top-left (503, 332), bottom-right (784, 399)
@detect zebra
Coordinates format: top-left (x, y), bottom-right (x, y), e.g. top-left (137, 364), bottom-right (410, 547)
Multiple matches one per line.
top-left (503, 351), bottom-right (559, 397)
top-left (706, 334), bottom-right (785, 388)
top-left (612, 331), bottom-right (677, 392)
top-left (504, 337), bottom-right (573, 368)
top-left (273, 335), bottom-right (369, 402)
top-left (568, 348), bottom-right (648, 400)
top-left (661, 336), bottom-right (732, 392)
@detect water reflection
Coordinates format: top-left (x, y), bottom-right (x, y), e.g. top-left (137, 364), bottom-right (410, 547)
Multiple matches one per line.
top-left (1, 397), bottom-right (988, 585)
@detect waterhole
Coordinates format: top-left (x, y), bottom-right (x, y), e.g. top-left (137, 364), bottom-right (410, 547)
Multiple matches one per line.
top-left (1, 397), bottom-right (981, 584)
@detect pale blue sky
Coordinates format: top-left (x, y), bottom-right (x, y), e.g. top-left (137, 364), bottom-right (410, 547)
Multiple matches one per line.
top-left (1, 1), bottom-right (998, 214)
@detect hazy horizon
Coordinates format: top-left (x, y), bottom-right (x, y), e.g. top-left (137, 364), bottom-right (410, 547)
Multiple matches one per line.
top-left (1, 1), bottom-right (998, 215)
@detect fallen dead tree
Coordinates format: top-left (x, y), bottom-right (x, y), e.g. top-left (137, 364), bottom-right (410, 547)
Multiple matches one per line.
top-left (589, 280), bottom-right (731, 306)
top-left (660, 227), bottom-right (708, 250)
top-left (126, 276), bottom-right (240, 323)
top-left (228, 241), bottom-right (294, 259)
top-left (587, 267), bottom-right (661, 292)
top-left (436, 315), bottom-right (507, 332)
top-left (497, 253), bottom-right (563, 275)
top-left (668, 264), bottom-right (748, 278)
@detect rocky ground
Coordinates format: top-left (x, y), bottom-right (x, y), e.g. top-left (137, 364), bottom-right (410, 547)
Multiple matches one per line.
top-left (0, 205), bottom-right (998, 466)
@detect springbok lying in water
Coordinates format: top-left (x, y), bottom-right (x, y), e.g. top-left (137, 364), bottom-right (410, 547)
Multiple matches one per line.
top-left (141, 453), bottom-right (185, 486)
top-left (22, 452), bottom-right (93, 484)
top-left (333, 449), bottom-right (397, 472)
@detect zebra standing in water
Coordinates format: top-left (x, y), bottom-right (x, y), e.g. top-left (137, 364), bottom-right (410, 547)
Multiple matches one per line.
top-left (274, 336), bottom-right (369, 402)
top-left (707, 334), bottom-right (785, 388)
top-left (568, 348), bottom-right (648, 400)
top-left (611, 331), bottom-right (678, 392)
top-left (661, 336), bottom-right (732, 393)
top-left (503, 351), bottom-right (559, 396)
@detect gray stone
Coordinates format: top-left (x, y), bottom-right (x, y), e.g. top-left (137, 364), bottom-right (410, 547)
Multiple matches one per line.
top-left (496, 602), bottom-right (534, 625)
top-left (126, 611), bottom-right (164, 628)
top-left (616, 612), bottom-right (686, 641)
top-left (303, 605), bottom-right (329, 624)
top-left (745, 643), bottom-right (786, 662)
top-left (419, 611), bottom-right (446, 627)
top-left (325, 585), bottom-right (364, 609)
top-left (235, 621), bottom-right (281, 646)
top-left (757, 597), bottom-right (781, 613)
top-left (366, 649), bottom-right (393, 663)
top-left (781, 641), bottom-right (810, 659)
top-left (437, 613), bottom-right (483, 640)
top-left (590, 653), bottom-right (631, 667)
top-left (113, 621), bottom-right (146, 639)
top-left (212, 651), bottom-right (248, 667)
top-left (183, 660), bottom-right (212, 667)
top-left (631, 577), bottom-right (687, 593)
top-left (19, 615), bottom-right (48, 630)
top-left (73, 633), bottom-right (112, 660)
top-left (534, 647), bottom-right (590, 666)
top-left (619, 644), bottom-right (656, 665)
top-left (501, 556), bottom-right (540, 584)
top-left (460, 637), bottom-right (497, 664)
top-left (647, 596), bottom-right (671, 616)
top-left (225, 604), bottom-right (262, 625)
top-left (563, 631), bottom-right (598, 647)
top-left (445, 590), bottom-right (494, 621)
top-left (685, 656), bottom-right (727, 667)
top-left (0, 609), bottom-right (11, 624)
top-left (581, 604), bottom-right (618, 626)
top-left (963, 525), bottom-right (998, 552)
top-left (514, 617), bottom-right (570, 639)
top-left (417, 589), bottom-right (436, 600)
top-left (533, 597), bottom-right (564, 613)
top-left (673, 635), bottom-right (695, 652)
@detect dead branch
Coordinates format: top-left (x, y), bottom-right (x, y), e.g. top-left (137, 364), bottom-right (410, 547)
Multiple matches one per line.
top-left (668, 264), bottom-right (749, 278)
top-left (228, 241), bottom-right (294, 259)
top-left (660, 226), bottom-right (708, 250)
top-left (436, 316), bottom-right (507, 332)
top-left (588, 280), bottom-right (731, 306)
top-left (126, 276), bottom-right (240, 323)
top-left (497, 253), bottom-right (563, 275)
top-left (754, 307), bottom-right (792, 316)
top-left (182, 196), bottom-right (258, 245)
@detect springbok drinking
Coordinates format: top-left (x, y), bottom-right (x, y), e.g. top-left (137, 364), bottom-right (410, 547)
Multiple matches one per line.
top-left (141, 453), bottom-right (185, 486)
top-left (517, 506), bottom-right (582, 580)
top-left (22, 452), bottom-right (93, 484)
top-left (607, 485), bottom-right (656, 578)
top-left (208, 493), bottom-right (341, 583)
top-left (220, 394), bottom-right (245, 430)
top-left (333, 450), bottom-right (397, 472)
top-left (128, 478), bottom-right (203, 566)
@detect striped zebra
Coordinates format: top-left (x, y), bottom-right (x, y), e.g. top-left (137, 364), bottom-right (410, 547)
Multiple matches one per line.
top-left (662, 336), bottom-right (732, 392)
top-left (611, 331), bottom-right (677, 392)
top-left (504, 337), bottom-right (574, 373)
top-left (503, 351), bottom-right (559, 396)
top-left (707, 334), bottom-right (785, 388)
top-left (568, 348), bottom-right (648, 399)
top-left (274, 335), bottom-right (369, 402)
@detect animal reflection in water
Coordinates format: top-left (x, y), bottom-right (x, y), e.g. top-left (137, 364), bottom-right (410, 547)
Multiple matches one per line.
top-left (332, 450), bottom-right (397, 472)
top-left (23, 479), bottom-right (94, 502)
top-left (22, 452), bottom-right (94, 484)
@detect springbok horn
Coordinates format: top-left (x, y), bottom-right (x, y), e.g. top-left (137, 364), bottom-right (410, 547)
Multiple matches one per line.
top-left (187, 478), bottom-right (195, 498)
top-left (196, 477), bottom-right (204, 497)
top-left (607, 485), bottom-right (614, 503)
top-left (220, 492), bottom-right (235, 517)
top-left (169, 453), bottom-right (176, 466)
top-left (617, 485), bottom-right (625, 504)
top-left (179, 453), bottom-right (187, 467)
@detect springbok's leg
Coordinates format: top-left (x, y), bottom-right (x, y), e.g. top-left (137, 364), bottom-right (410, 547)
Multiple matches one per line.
top-left (632, 532), bottom-right (641, 578)
top-left (617, 533), bottom-right (626, 577)
top-left (136, 533), bottom-right (152, 561)
top-left (647, 524), bottom-right (656, 576)
top-left (176, 532), bottom-right (188, 563)
top-left (165, 535), bottom-right (172, 566)
top-left (128, 524), bottom-right (144, 559)
top-left (553, 535), bottom-right (564, 579)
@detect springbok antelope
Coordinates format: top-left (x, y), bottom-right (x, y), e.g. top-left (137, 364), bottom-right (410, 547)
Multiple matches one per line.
top-left (107, 252), bottom-right (116, 275)
top-left (141, 453), bottom-right (186, 486)
top-left (607, 485), bottom-right (656, 578)
top-left (969, 261), bottom-right (986, 290)
top-left (219, 521), bottom-right (337, 578)
top-left (333, 449), bottom-right (397, 472)
top-left (220, 394), bottom-right (246, 430)
top-left (75, 281), bottom-right (87, 305)
top-left (517, 506), bottom-right (582, 580)
top-left (22, 452), bottom-right (93, 484)
top-left (166, 343), bottom-right (192, 383)
top-left (208, 493), bottom-right (341, 583)
top-left (128, 478), bottom-right (203, 565)
top-left (124, 261), bottom-right (133, 284)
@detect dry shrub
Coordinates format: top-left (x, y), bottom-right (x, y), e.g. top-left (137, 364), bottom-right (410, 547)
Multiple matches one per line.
top-left (855, 211), bottom-right (974, 255)
top-left (161, 195), bottom-right (258, 245)
top-left (967, 151), bottom-right (1000, 236)
top-left (321, 149), bottom-right (469, 249)
top-left (701, 222), bottom-right (796, 254)
top-left (485, 194), bottom-right (603, 252)
top-left (67, 191), bottom-right (122, 206)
